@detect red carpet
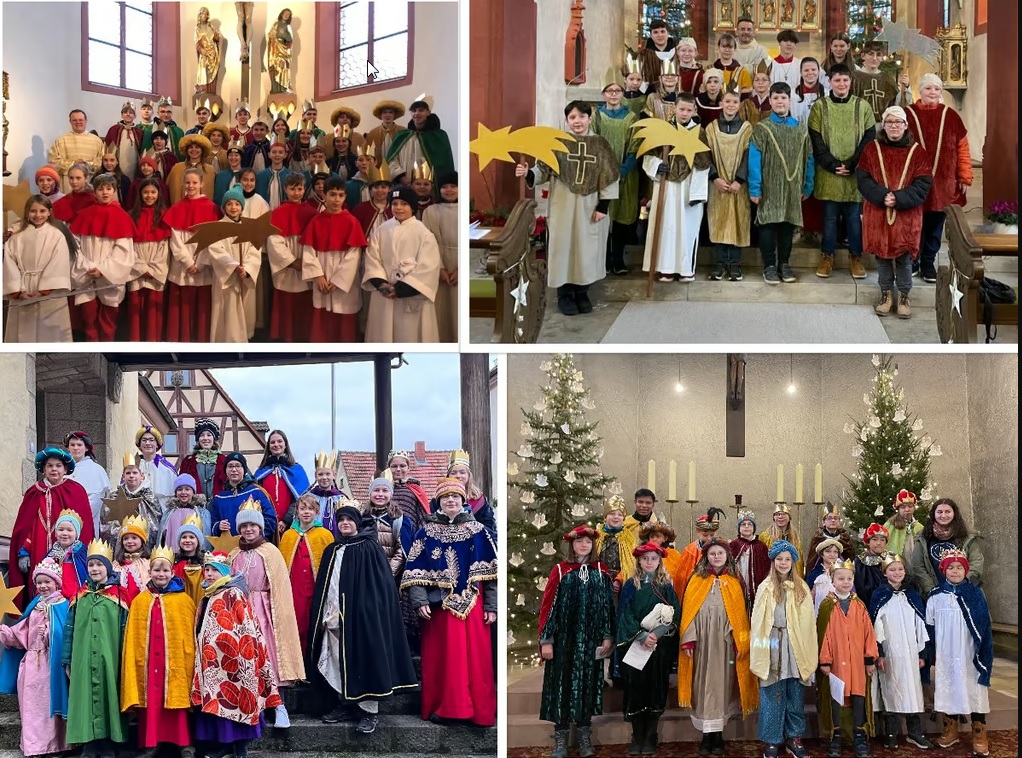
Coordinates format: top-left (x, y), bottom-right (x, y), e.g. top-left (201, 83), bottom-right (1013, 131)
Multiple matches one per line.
top-left (509, 729), bottom-right (1017, 757)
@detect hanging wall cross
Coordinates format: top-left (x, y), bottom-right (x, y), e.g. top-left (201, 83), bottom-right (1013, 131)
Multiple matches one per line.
top-left (566, 141), bottom-right (598, 184)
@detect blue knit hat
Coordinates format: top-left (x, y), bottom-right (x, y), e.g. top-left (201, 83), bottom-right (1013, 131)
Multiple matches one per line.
top-left (177, 520), bottom-right (205, 545)
top-left (369, 477), bottom-right (393, 493)
top-left (174, 473), bottom-right (197, 492)
top-left (55, 509), bottom-right (84, 536)
top-left (221, 185), bottom-right (246, 210)
top-left (768, 539), bottom-right (800, 562)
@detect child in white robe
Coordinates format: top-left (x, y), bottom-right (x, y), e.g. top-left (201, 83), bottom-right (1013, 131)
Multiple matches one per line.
top-left (207, 186), bottom-right (261, 342)
top-left (3, 194), bottom-right (73, 342)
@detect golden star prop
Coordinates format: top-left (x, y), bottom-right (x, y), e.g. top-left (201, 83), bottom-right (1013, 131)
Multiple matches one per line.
top-left (231, 212), bottom-right (282, 247)
top-left (208, 533), bottom-right (242, 554)
top-left (101, 489), bottom-right (143, 525)
top-left (470, 124), bottom-right (577, 172)
top-left (186, 212), bottom-right (282, 251)
top-left (629, 118), bottom-right (710, 166)
top-left (3, 180), bottom-right (34, 219)
top-left (0, 574), bottom-right (25, 617)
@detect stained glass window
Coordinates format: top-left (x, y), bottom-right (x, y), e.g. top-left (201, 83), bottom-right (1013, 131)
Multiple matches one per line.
top-left (338, 1), bottom-right (410, 90)
top-left (85, 1), bottom-right (154, 94)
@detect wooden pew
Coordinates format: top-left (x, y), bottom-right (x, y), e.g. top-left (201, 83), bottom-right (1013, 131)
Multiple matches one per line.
top-left (468, 199), bottom-right (547, 343)
top-left (937, 205), bottom-right (1018, 343)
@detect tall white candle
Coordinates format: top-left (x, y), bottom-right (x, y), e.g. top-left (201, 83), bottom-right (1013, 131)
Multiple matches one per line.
top-left (814, 463), bottom-right (823, 503)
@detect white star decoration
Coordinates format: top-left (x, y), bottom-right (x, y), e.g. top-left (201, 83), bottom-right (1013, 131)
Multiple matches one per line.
top-left (874, 18), bottom-right (943, 65)
top-left (511, 279), bottom-right (529, 310)
top-left (507, 630), bottom-right (517, 645)
top-left (949, 269), bottom-right (964, 316)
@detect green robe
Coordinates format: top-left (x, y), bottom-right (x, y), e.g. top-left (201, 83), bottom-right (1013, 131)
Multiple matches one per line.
top-left (61, 581), bottom-right (129, 744)
top-left (385, 114), bottom-right (455, 189)
top-left (616, 576), bottom-right (682, 720)
top-left (593, 107), bottom-right (639, 224)
top-left (141, 121), bottom-right (185, 159)
top-left (808, 96), bottom-right (875, 202)
top-left (751, 118), bottom-right (812, 226)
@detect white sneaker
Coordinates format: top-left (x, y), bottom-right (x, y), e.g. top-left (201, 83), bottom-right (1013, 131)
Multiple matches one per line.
top-left (275, 704), bottom-right (291, 728)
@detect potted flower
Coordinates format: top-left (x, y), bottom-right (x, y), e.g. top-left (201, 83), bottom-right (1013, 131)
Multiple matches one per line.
top-left (987, 200), bottom-right (1018, 235)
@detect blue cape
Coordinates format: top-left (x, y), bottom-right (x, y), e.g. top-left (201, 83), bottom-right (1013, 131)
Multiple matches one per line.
top-left (0, 593), bottom-right (70, 717)
top-left (65, 541), bottom-right (89, 588)
top-left (254, 461), bottom-right (310, 501)
top-left (928, 579), bottom-right (993, 686)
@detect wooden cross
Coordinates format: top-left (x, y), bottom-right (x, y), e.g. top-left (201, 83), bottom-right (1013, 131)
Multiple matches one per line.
top-left (566, 142), bottom-right (598, 185)
top-left (726, 353), bottom-right (746, 457)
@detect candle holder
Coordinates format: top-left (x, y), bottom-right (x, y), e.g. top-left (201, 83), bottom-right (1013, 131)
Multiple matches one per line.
top-left (686, 498), bottom-right (699, 542)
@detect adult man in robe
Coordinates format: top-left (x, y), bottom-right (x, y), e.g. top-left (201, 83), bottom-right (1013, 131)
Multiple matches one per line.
top-left (386, 98), bottom-right (455, 190)
top-left (734, 16), bottom-right (769, 76)
top-left (291, 100), bottom-right (327, 142)
top-left (151, 98), bottom-right (185, 158)
top-left (362, 185), bottom-right (441, 342)
top-left (623, 488), bottom-right (662, 542)
top-left (366, 100), bottom-right (406, 167)
top-left (9, 447), bottom-right (95, 606)
top-left (64, 430), bottom-right (111, 538)
top-left (48, 110), bottom-right (104, 194)
top-left (103, 101), bottom-right (142, 182)
top-left (638, 19), bottom-right (677, 86)
top-left (209, 452), bottom-right (278, 538)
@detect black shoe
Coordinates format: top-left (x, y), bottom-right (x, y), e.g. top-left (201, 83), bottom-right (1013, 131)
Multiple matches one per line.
top-left (234, 747), bottom-right (248, 758)
top-left (780, 264), bottom-right (797, 283)
top-left (356, 714), bottom-right (379, 734)
top-left (711, 732), bottom-right (726, 756)
top-left (321, 706), bottom-right (346, 723)
top-left (763, 266), bottom-right (780, 284)
top-left (827, 728), bottom-right (842, 758)
top-left (763, 745), bottom-right (780, 758)
top-left (920, 262), bottom-right (937, 282)
top-left (709, 263), bottom-right (727, 281)
top-left (906, 733), bottom-right (934, 749)
top-left (556, 285), bottom-right (579, 316)
top-left (699, 732), bottom-right (713, 756)
top-left (612, 264), bottom-right (630, 276)
top-left (912, 262), bottom-right (921, 277)
top-left (729, 264), bottom-right (743, 281)
top-left (883, 733), bottom-right (897, 748)
top-left (575, 285), bottom-right (593, 314)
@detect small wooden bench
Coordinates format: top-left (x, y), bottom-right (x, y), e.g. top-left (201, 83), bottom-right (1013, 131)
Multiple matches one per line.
top-left (937, 205), bottom-right (1019, 343)
top-left (468, 199), bottom-right (547, 343)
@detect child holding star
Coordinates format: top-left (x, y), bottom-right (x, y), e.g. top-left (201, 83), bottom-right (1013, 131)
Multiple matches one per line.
top-left (207, 186), bottom-right (261, 342)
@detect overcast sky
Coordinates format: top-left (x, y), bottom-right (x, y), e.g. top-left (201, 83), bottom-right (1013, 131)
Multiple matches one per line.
top-left (211, 354), bottom-right (473, 469)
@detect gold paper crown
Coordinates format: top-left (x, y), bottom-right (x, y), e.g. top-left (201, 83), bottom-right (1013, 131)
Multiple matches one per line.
top-left (121, 514), bottom-right (149, 542)
top-left (356, 141), bottom-right (376, 158)
top-left (448, 449), bottom-right (470, 469)
top-left (239, 495), bottom-right (262, 513)
top-left (881, 553), bottom-right (905, 571)
top-left (196, 98), bottom-right (212, 113)
top-left (821, 502), bottom-right (840, 519)
top-left (755, 59), bottom-right (772, 77)
top-left (141, 97), bottom-right (155, 108)
top-left (310, 161), bottom-right (331, 176)
top-left (181, 513), bottom-right (204, 530)
top-left (830, 558), bottom-right (856, 574)
top-left (121, 100), bottom-right (136, 113)
top-left (773, 503), bottom-right (791, 514)
top-left (123, 451), bottom-right (137, 468)
top-left (157, 96), bottom-right (173, 107)
top-left (269, 133), bottom-right (290, 148)
top-left (300, 118), bottom-right (316, 132)
top-left (57, 508), bottom-right (84, 529)
top-left (367, 159), bottom-right (392, 184)
top-left (314, 450), bottom-right (338, 470)
top-left (661, 58), bottom-right (678, 76)
top-left (411, 160), bottom-right (433, 181)
top-left (150, 545), bottom-right (176, 565)
top-left (227, 136), bottom-right (247, 152)
top-left (604, 495), bottom-right (627, 516)
top-left (623, 50), bottom-right (641, 76)
top-left (87, 539), bottom-right (114, 562)
top-left (334, 124), bottom-right (352, 140)
top-left (235, 100), bottom-right (251, 115)
top-left (302, 98), bottom-right (317, 113)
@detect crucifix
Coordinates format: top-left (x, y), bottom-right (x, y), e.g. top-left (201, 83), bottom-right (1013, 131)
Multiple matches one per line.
top-left (566, 142), bottom-right (597, 184)
top-left (726, 353), bottom-right (746, 457)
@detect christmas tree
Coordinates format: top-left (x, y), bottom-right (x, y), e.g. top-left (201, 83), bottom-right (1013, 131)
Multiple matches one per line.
top-left (507, 354), bottom-right (617, 667)
top-left (846, 0), bottom-right (901, 77)
top-left (636, 1), bottom-right (694, 44)
top-left (841, 354), bottom-right (941, 535)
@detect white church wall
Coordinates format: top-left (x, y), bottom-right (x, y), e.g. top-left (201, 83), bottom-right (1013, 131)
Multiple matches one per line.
top-left (0, 354), bottom-right (36, 538)
top-left (3, 1), bottom-right (458, 188)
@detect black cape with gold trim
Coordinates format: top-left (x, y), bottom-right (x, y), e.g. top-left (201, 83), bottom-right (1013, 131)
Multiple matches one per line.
top-left (307, 514), bottom-right (418, 704)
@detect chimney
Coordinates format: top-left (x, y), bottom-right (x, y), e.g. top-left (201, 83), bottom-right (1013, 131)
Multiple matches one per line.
top-left (413, 440), bottom-right (427, 464)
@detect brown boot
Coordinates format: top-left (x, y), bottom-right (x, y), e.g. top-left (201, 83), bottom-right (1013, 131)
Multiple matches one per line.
top-left (897, 293), bottom-right (912, 319)
top-left (875, 291), bottom-right (894, 316)
top-left (816, 255), bottom-right (834, 278)
top-left (850, 256), bottom-right (867, 278)
top-left (971, 721), bottom-right (989, 756)
top-left (936, 714), bottom-right (960, 748)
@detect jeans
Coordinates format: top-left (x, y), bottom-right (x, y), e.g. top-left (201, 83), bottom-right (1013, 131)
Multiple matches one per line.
top-left (758, 678), bottom-right (807, 744)
top-left (822, 200), bottom-right (863, 256)
top-left (759, 222), bottom-right (795, 268)
top-left (831, 694), bottom-right (868, 732)
top-left (876, 253), bottom-right (914, 295)
top-left (918, 210), bottom-right (947, 269)
top-left (715, 243), bottom-right (741, 264)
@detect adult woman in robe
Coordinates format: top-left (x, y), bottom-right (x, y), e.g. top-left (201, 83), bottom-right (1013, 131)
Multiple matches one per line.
top-left (177, 417), bottom-right (229, 498)
top-left (254, 429), bottom-right (310, 538)
top-left (133, 425), bottom-right (178, 507)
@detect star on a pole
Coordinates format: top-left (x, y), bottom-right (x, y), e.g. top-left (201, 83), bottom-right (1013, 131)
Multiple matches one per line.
top-left (949, 269), bottom-right (964, 315)
top-left (629, 118), bottom-right (710, 166)
top-left (0, 574), bottom-right (25, 617)
top-left (2, 180), bottom-right (34, 220)
top-left (207, 532), bottom-right (241, 554)
top-left (470, 124), bottom-right (576, 172)
top-left (874, 18), bottom-right (943, 65)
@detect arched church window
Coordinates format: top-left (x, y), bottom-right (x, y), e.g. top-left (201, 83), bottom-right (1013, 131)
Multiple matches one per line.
top-left (82, 1), bottom-right (180, 100)
top-left (316, 1), bottom-right (414, 98)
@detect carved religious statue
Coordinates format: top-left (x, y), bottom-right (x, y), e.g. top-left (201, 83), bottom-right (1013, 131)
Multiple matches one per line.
top-left (803, 0), bottom-right (818, 25)
top-left (267, 8), bottom-right (294, 94)
top-left (762, 0), bottom-right (775, 25)
top-left (194, 7), bottom-right (222, 94)
top-left (720, 0), bottom-right (734, 24)
top-left (740, 0), bottom-right (754, 18)
top-left (235, 2), bottom-right (254, 64)
top-left (781, 0), bottom-right (795, 23)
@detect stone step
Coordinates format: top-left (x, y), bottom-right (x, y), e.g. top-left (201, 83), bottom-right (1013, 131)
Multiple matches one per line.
top-left (0, 713), bottom-right (495, 755)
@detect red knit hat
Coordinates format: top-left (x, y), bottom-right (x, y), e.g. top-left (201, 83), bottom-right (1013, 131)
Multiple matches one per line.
top-left (632, 541), bottom-right (667, 558)
top-left (140, 156), bottom-right (159, 172)
top-left (864, 523), bottom-right (889, 541)
top-left (563, 525), bottom-right (598, 542)
top-left (938, 548), bottom-right (969, 575)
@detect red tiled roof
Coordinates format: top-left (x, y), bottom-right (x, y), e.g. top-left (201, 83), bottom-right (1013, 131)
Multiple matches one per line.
top-left (339, 450), bottom-right (451, 503)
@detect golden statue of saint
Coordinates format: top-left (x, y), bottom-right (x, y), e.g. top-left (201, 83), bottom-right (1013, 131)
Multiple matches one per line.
top-left (195, 7), bottom-right (222, 93)
top-left (267, 8), bottom-right (294, 94)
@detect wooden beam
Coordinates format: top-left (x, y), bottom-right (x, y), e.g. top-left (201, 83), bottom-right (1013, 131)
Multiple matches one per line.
top-left (374, 356), bottom-right (393, 473)
top-left (460, 354), bottom-right (492, 497)
top-left (725, 354), bottom-right (746, 458)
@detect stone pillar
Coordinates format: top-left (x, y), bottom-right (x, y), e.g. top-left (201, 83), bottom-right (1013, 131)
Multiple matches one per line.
top-left (460, 354), bottom-right (493, 497)
top-left (0, 354), bottom-right (37, 535)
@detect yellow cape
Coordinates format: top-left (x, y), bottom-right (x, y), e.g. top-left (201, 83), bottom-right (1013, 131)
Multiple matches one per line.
top-left (120, 589), bottom-right (197, 710)
top-left (677, 573), bottom-right (759, 716)
top-left (749, 576), bottom-right (819, 683)
top-left (595, 525), bottom-right (637, 580)
top-left (279, 525), bottom-right (335, 575)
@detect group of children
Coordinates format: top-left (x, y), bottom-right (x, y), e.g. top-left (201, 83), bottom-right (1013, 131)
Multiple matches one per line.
top-left (3, 435), bottom-right (498, 758)
top-left (538, 490), bottom-right (994, 758)
top-left (5, 97), bottom-right (459, 344)
top-left (532, 20), bottom-right (972, 323)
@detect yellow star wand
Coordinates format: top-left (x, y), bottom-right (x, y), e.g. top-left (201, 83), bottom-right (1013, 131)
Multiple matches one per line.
top-left (629, 118), bottom-right (711, 297)
top-left (0, 574), bottom-right (25, 617)
top-left (470, 124), bottom-right (578, 200)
